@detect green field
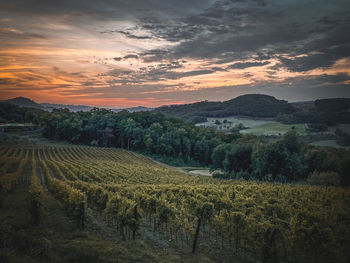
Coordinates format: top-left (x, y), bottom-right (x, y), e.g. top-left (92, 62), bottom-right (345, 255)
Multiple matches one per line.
top-left (196, 117), bottom-right (308, 136)
top-left (240, 122), bottom-right (307, 136)
top-left (196, 116), bottom-right (274, 130)
top-left (0, 143), bottom-right (349, 263)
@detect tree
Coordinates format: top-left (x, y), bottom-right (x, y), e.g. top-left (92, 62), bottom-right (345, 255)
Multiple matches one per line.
top-left (281, 130), bottom-right (300, 154)
top-left (223, 145), bottom-right (252, 174)
top-left (212, 144), bottom-right (233, 169)
top-left (253, 143), bottom-right (306, 181)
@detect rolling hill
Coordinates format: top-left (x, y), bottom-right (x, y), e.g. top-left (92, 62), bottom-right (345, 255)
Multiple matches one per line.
top-left (1, 97), bottom-right (152, 113)
top-left (154, 94), bottom-right (350, 124)
top-left (2, 95), bottom-right (349, 125)
top-left (2, 97), bottom-right (43, 109)
top-left (154, 94), bottom-right (296, 122)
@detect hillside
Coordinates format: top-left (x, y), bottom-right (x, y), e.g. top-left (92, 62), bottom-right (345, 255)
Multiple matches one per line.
top-left (0, 143), bottom-right (349, 262)
top-left (0, 144), bottom-right (219, 263)
top-left (154, 94), bottom-right (295, 122)
top-left (2, 97), bottom-right (152, 113)
top-left (278, 98), bottom-right (350, 125)
top-left (154, 95), bottom-right (350, 125)
top-left (41, 103), bottom-right (93, 112)
top-left (2, 97), bottom-right (43, 109)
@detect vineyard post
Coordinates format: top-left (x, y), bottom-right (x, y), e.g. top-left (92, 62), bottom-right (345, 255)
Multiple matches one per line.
top-left (32, 199), bottom-right (40, 225)
top-left (80, 192), bottom-right (86, 230)
top-left (192, 216), bottom-right (202, 254)
top-left (0, 183), bottom-right (2, 207)
top-left (132, 205), bottom-right (138, 240)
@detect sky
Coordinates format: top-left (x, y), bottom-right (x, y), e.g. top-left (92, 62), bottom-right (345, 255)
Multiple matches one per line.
top-left (0, 0), bottom-right (349, 107)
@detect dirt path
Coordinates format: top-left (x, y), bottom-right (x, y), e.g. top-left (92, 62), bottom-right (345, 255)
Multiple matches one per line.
top-left (188, 169), bottom-right (212, 176)
top-left (84, 208), bottom-right (122, 242)
top-left (35, 155), bottom-right (48, 190)
top-left (20, 151), bottom-right (32, 187)
top-left (36, 164), bottom-right (48, 190)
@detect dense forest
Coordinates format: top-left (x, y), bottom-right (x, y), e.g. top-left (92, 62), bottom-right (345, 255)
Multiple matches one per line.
top-left (277, 98), bottom-right (350, 125)
top-left (1, 102), bottom-right (349, 186)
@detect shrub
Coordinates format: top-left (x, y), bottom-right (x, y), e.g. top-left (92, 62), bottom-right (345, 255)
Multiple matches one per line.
top-left (307, 171), bottom-right (342, 186)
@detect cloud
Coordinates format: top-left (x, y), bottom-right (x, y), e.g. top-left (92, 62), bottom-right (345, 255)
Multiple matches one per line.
top-left (123, 54), bottom-right (139, 59)
top-left (0, 27), bottom-right (46, 39)
top-left (132, 0), bottom-right (350, 68)
top-left (0, 0), bottom-right (212, 20)
top-left (101, 30), bottom-right (153, 40)
top-left (229, 61), bottom-right (270, 69)
top-left (0, 0), bottom-right (349, 106)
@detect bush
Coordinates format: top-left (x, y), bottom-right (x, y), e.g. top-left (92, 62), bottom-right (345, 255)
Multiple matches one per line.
top-left (307, 171), bottom-right (342, 186)
top-left (235, 170), bottom-right (251, 180)
top-left (307, 123), bottom-right (328, 132)
top-left (336, 128), bottom-right (350, 146)
top-left (191, 116), bottom-right (207, 123)
top-left (275, 174), bottom-right (288, 183)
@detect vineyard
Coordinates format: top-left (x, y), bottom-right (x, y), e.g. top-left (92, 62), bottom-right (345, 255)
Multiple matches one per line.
top-left (0, 144), bottom-right (350, 262)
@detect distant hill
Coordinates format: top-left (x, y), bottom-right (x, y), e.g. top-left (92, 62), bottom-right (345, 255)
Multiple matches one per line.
top-left (314, 98), bottom-right (350, 124)
top-left (42, 103), bottom-right (152, 112)
top-left (278, 98), bottom-right (350, 125)
top-left (2, 97), bottom-right (43, 109)
top-left (315, 98), bottom-right (350, 112)
top-left (289, 101), bottom-right (315, 111)
top-left (41, 103), bottom-right (93, 112)
top-left (3, 95), bottom-right (349, 124)
top-left (154, 94), bottom-right (295, 122)
top-left (2, 97), bottom-right (152, 113)
top-left (112, 106), bottom-right (153, 113)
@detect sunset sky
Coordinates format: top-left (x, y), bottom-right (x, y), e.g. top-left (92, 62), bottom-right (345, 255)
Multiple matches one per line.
top-left (0, 0), bottom-right (349, 107)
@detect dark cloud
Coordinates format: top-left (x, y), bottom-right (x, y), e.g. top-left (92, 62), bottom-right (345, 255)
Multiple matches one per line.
top-left (2, 0), bottom-right (349, 67)
top-left (104, 60), bottom-right (227, 84)
top-left (101, 30), bottom-right (153, 40)
top-left (113, 54), bottom-right (139, 61)
top-left (229, 61), bottom-right (270, 69)
top-left (130, 0), bottom-right (350, 71)
top-left (0, 0), bottom-right (212, 20)
top-left (123, 54), bottom-right (139, 59)
top-left (279, 54), bottom-right (332, 72)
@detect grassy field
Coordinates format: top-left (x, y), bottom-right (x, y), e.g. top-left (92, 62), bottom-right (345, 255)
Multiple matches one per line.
top-left (310, 140), bottom-right (350, 149)
top-left (240, 122), bottom-right (307, 136)
top-left (196, 117), bottom-right (307, 136)
top-left (0, 143), bottom-right (349, 263)
top-left (196, 116), bottom-right (274, 130)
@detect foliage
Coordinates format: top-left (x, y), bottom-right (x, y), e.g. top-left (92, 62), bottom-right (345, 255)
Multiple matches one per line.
top-left (307, 171), bottom-right (342, 186)
top-left (240, 122), bottom-right (307, 136)
top-left (336, 128), bottom-right (350, 146)
top-left (277, 98), bottom-right (350, 125)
